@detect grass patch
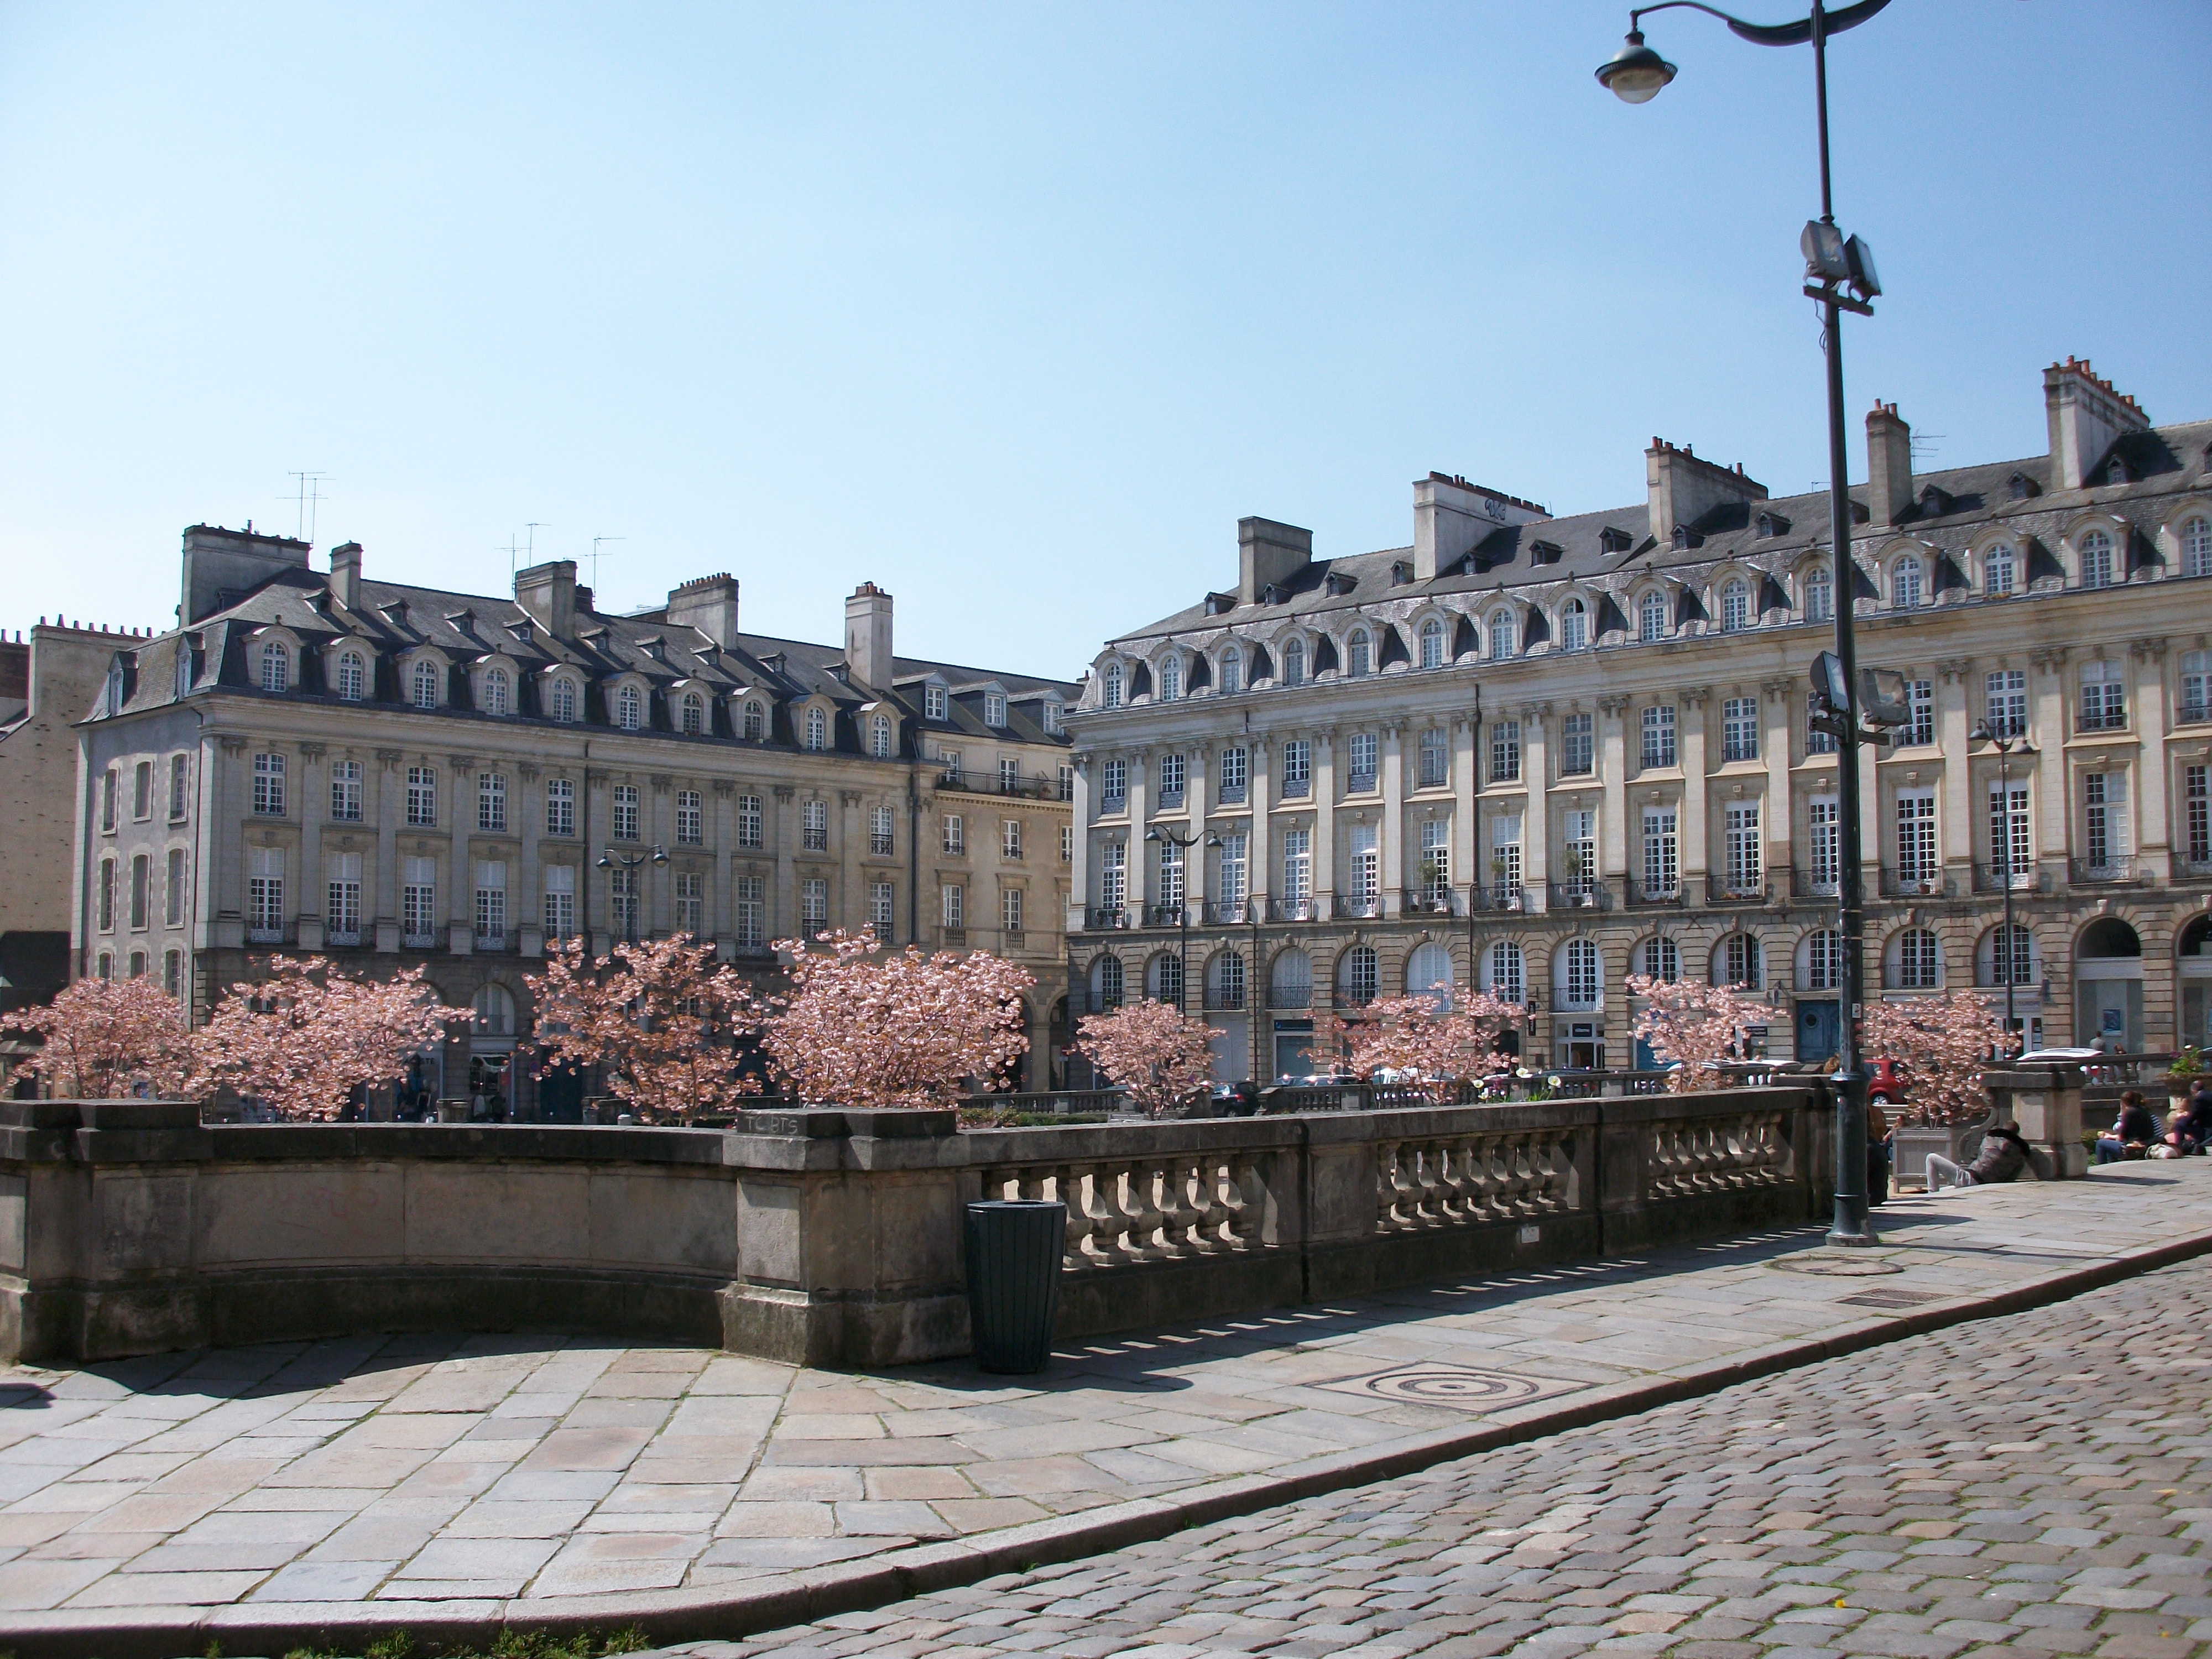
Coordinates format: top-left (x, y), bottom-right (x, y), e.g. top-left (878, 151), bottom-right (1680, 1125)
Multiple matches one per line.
top-left (282, 1626), bottom-right (650, 1659)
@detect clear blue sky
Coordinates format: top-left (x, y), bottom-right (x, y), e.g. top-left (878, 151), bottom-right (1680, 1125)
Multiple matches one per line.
top-left (3, 1), bottom-right (2205, 679)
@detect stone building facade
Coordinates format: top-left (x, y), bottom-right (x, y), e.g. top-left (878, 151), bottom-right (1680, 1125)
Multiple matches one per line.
top-left (1065, 360), bottom-right (2212, 1082)
top-left (71, 528), bottom-right (1077, 1110)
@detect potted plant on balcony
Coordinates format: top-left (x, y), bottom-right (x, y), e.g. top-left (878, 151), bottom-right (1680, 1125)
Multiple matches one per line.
top-left (1561, 846), bottom-right (1591, 906)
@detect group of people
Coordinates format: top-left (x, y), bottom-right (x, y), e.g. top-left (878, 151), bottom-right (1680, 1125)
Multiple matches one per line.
top-left (2096, 1084), bottom-right (2212, 1162)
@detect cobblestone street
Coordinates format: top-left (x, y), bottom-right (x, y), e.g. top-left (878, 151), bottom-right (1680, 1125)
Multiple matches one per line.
top-left (659, 1257), bottom-right (2212, 1659)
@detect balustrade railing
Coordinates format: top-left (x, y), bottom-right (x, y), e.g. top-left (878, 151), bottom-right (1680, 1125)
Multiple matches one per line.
top-left (1203, 900), bottom-right (1251, 925)
top-left (1373, 1126), bottom-right (1578, 1232)
top-left (975, 1152), bottom-right (1271, 1269)
top-left (1334, 894), bottom-right (1384, 919)
top-left (1644, 1108), bottom-right (1793, 1199)
top-left (2070, 857), bottom-right (2140, 885)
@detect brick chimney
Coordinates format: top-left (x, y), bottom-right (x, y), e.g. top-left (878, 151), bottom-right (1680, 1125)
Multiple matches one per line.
top-left (328, 541), bottom-right (363, 611)
top-left (2045, 357), bottom-right (2148, 491)
top-left (514, 559), bottom-right (578, 640)
top-left (844, 582), bottom-right (894, 691)
top-left (1238, 518), bottom-right (1313, 604)
top-left (1645, 440), bottom-right (1767, 546)
top-left (666, 573), bottom-right (739, 650)
top-left (1866, 402), bottom-right (1912, 528)
top-left (179, 523), bottom-right (311, 625)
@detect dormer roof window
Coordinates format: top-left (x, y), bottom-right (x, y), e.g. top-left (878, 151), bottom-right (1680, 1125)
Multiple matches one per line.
top-left (1260, 583), bottom-right (1286, 606)
top-left (2104, 453), bottom-right (2130, 486)
top-left (638, 635), bottom-right (666, 662)
top-left (1599, 526), bottom-right (1634, 554)
top-left (2007, 471), bottom-right (2040, 500)
top-left (1670, 524), bottom-right (1698, 551)
top-left (1324, 571), bottom-right (1356, 596)
top-left (1755, 511), bottom-right (1791, 538)
top-left (1918, 483), bottom-right (1953, 517)
top-left (1389, 560), bottom-right (1414, 586)
top-left (1528, 540), bottom-right (1563, 565)
top-left (377, 599), bottom-right (410, 629)
top-left (1203, 591), bottom-right (1236, 616)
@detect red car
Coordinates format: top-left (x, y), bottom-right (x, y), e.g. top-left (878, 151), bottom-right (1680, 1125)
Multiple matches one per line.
top-left (1867, 1057), bottom-right (1908, 1105)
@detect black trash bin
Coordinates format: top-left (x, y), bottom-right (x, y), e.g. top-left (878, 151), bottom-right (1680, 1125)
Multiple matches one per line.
top-left (964, 1199), bottom-right (1065, 1374)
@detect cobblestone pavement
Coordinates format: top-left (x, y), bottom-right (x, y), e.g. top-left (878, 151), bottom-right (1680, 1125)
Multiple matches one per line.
top-left (656, 1253), bottom-right (2212, 1659)
top-left (0, 1164), bottom-right (2206, 1629)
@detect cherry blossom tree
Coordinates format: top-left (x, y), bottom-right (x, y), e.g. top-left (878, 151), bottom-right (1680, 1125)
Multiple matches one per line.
top-left (1626, 973), bottom-right (1762, 1093)
top-left (193, 956), bottom-right (469, 1120)
top-left (1863, 990), bottom-right (2018, 1125)
top-left (2, 976), bottom-right (195, 1098)
top-left (1073, 998), bottom-right (1215, 1117)
top-left (1313, 991), bottom-right (1523, 1102)
top-left (764, 931), bottom-right (1034, 1110)
top-left (528, 935), bottom-right (765, 1121)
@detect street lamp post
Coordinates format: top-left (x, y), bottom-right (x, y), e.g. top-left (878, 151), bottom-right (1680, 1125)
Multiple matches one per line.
top-left (1599, 0), bottom-right (1890, 1244)
top-left (596, 844), bottom-right (669, 945)
top-left (1972, 723), bottom-right (2026, 1037)
top-left (1145, 825), bottom-right (1219, 1013)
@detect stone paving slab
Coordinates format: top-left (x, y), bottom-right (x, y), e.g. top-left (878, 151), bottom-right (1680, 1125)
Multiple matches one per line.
top-left (1, 1163), bottom-right (2209, 1656)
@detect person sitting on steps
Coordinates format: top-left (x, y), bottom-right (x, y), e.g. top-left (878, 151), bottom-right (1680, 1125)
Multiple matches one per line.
top-left (1926, 1121), bottom-right (2032, 1192)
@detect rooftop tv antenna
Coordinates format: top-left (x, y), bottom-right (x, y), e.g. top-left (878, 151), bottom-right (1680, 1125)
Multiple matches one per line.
top-left (286, 472), bottom-right (331, 546)
top-left (591, 535), bottom-right (625, 597)
top-left (499, 534), bottom-right (525, 580)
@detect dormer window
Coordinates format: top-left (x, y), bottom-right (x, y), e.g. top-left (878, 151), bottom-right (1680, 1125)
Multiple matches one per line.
top-left (1325, 571), bottom-right (1356, 597)
top-left (548, 675), bottom-right (578, 724)
top-left (1755, 511), bottom-right (1790, 539)
top-left (615, 684), bottom-right (643, 731)
top-left (743, 698), bottom-right (766, 740)
top-left (1100, 665), bottom-right (1122, 709)
top-left (1559, 597), bottom-right (1588, 651)
top-left (985, 690), bottom-right (1008, 726)
top-left (870, 712), bottom-right (894, 759)
top-left (2105, 455), bottom-right (2129, 486)
top-left (1918, 484), bottom-right (1952, 517)
top-left (805, 706), bottom-right (828, 751)
top-left (259, 640), bottom-right (290, 693)
top-left (1346, 628), bottom-right (1371, 678)
top-left (1639, 589), bottom-right (1668, 643)
top-left (1529, 540), bottom-right (1562, 565)
top-left (1042, 701), bottom-right (1063, 737)
top-left (1220, 647), bottom-right (1243, 695)
top-left (1390, 560), bottom-right (1413, 586)
top-left (1420, 617), bottom-right (1445, 670)
top-left (1719, 580), bottom-right (1749, 633)
top-left (1204, 592), bottom-right (1235, 616)
top-left (680, 690), bottom-right (705, 735)
top-left (2080, 528), bottom-right (2116, 589)
top-left (335, 649), bottom-right (366, 702)
top-left (1670, 525), bottom-right (1694, 551)
top-left (638, 635), bottom-right (666, 662)
top-left (1260, 583), bottom-right (1285, 606)
top-left (411, 659), bottom-right (442, 709)
top-left (1599, 526), bottom-right (1634, 554)
top-left (1280, 639), bottom-right (1302, 687)
top-left (483, 666), bottom-right (512, 716)
top-left (926, 683), bottom-right (950, 721)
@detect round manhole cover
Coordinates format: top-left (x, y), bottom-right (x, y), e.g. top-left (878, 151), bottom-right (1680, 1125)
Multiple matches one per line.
top-left (1769, 1249), bottom-right (1905, 1277)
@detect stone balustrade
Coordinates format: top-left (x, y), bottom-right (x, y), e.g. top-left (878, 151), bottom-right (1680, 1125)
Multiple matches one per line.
top-left (2, 1088), bottom-right (1832, 1370)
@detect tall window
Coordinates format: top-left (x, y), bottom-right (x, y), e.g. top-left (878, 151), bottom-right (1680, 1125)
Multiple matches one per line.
top-left (1060, 822), bottom-right (1073, 862)
top-left (871, 880), bottom-right (896, 936)
top-left (805, 706), bottom-right (827, 750)
top-left (939, 883), bottom-right (962, 930)
top-left (743, 699), bottom-right (765, 739)
top-left (1417, 728), bottom-right (1448, 788)
top-left (1280, 740), bottom-right (1311, 799)
top-left (484, 669), bottom-right (512, 716)
top-left (1719, 933), bottom-right (1762, 989)
top-left (1420, 820), bottom-right (1449, 902)
top-left (1642, 807), bottom-right (1677, 897)
top-left (2180, 651), bottom-right (2211, 723)
top-left (549, 676), bottom-right (577, 723)
top-left (870, 713), bottom-right (893, 759)
top-left (97, 859), bottom-right (114, 931)
top-left (1724, 802), bottom-right (1762, 894)
top-left (478, 772), bottom-right (507, 833)
top-left (1805, 566), bottom-right (1833, 623)
top-left (2079, 659), bottom-right (2126, 731)
top-left (674, 871), bottom-right (703, 937)
top-left (411, 660), bottom-right (441, 709)
top-left (1488, 940), bottom-right (1525, 1004)
top-left (870, 805), bottom-right (895, 856)
top-left (1989, 922), bottom-right (2033, 987)
top-left (680, 691), bottom-right (703, 734)
top-left (1102, 664), bottom-right (1123, 708)
top-left (1990, 782), bottom-right (2031, 884)
top-left (1560, 712), bottom-right (1593, 776)
top-left (1093, 953), bottom-right (1127, 1009)
top-left (1002, 818), bottom-right (1022, 859)
top-left (2184, 517), bottom-right (2212, 579)
top-left (102, 767), bottom-right (117, 832)
top-left (169, 753), bottom-right (190, 818)
top-left (1212, 950), bottom-right (1247, 1009)
top-left (733, 875), bottom-right (765, 951)
top-left (1001, 886), bottom-right (1023, 936)
top-left (1338, 945), bottom-right (1378, 1005)
top-left (1639, 589), bottom-right (1669, 642)
top-left (260, 641), bottom-right (290, 692)
top-left (1490, 719), bottom-right (1521, 782)
top-left (1895, 790), bottom-right (1937, 886)
top-left (2079, 528), bottom-right (2115, 589)
top-left (1807, 796), bottom-right (1839, 893)
top-left (1892, 555), bottom-right (1924, 609)
top-left (1059, 764), bottom-right (1073, 801)
top-left (129, 854), bottom-right (149, 930)
top-left (1560, 598), bottom-right (1588, 651)
top-left (1159, 751), bottom-right (1187, 804)
top-left (164, 950), bottom-right (182, 997)
top-left (736, 793), bottom-right (763, 848)
top-left (165, 848), bottom-right (186, 927)
top-left (1158, 838), bottom-right (1186, 906)
top-left (1561, 938), bottom-right (1600, 1008)
top-left (1347, 629), bottom-right (1371, 678)
top-left (612, 784), bottom-right (639, 840)
top-left (1042, 701), bottom-right (1063, 736)
top-left (248, 848), bottom-right (284, 941)
top-left (253, 752), bottom-right (286, 816)
top-left (546, 777), bottom-right (575, 837)
top-left (1100, 758), bottom-right (1126, 807)
top-left (1099, 841), bottom-right (1126, 910)
top-left (1490, 814), bottom-right (1522, 902)
top-left (1804, 928), bottom-right (1843, 991)
top-left (1719, 580), bottom-right (1749, 632)
top-left (1280, 639), bottom-right (1303, 687)
top-left (405, 765), bottom-right (436, 827)
top-left (1156, 659), bottom-right (1179, 703)
top-left (1639, 936), bottom-right (1681, 983)
top-left (1895, 928), bottom-right (1939, 990)
top-left (802, 798), bottom-right (828, 851)
top-left (132, 761), bottom-right (152, 820)
top-left (2083, 771), bottom-right (2128, 870)
top-left (1906, 679), bottom-right (1934, 747)
top-left (1641, 704), bottom-right (1676, 769)
top-left (336, 650), bottom-right (366, 701)
top-left (610, 867), bottom-right (639, 937)
top-left (1983, 543), bottom-right (2016, 596)
top-left (1281, 828), bottom-right (1311, 903)
top-left (941, 811), bottom-right (963, 854)
top-left (474, 861), bottom-right (508, 947)
top-left (1723, 697), bottom-right (1759, 763)
top-left (331, 759), bottom-right (363, 822)
top-left (1347, 823), bottom-right (1378, 902)
top-left (544, 866), bottom-right (575, 941)
top-left (1420, 617), bottom-right (1445, 669)
top-left (1489, 609), bottom-right (1517, 659)
top-left (1986, 669), bottom-right (2027, 738)
top-left (1562, 808), bottom-right (1595, 899)
top-left (616, 684), bottom-right (643, 731)
top-left (676, 789), bottom-right (702, 844)
top-left (1219, 745), bottom-right (1248, 802)
top-left (2185, 764), bottom-right (2209, 864)
top-left (402, 857), bottom-right (436, 946)
top-left (1211, 832), bottom-right (1246, 906)
top-left (1347, 733), bottom-right (1377, 791)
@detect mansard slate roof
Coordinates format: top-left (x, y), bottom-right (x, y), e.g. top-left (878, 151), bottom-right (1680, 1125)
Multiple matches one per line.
top-left (92, 567), bottom-right (1077, 749)
top-left (1107, 417), bottom-right (2212, 648)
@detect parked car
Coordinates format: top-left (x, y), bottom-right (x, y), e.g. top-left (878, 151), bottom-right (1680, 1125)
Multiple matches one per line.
top-left (1210, 1079), bottom-right (1261, 1116)
top-left (1867, 1057), bottom-right (1908, 1106)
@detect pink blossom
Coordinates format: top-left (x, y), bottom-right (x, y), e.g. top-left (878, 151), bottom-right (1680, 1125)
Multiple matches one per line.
top-left (1312, 991), bottom-right (1523, 1102)
top-left (1073, 998), bottom-right (1215, 1117)
top-left (526, 933), bottom-right (766, 1121)
top-left (1626, 973), bottom-right (1762, 1092)
top-left (1863, 990), bottom-right (2018, 1125)
top-left (2, 976), bottom-right (194, 1098)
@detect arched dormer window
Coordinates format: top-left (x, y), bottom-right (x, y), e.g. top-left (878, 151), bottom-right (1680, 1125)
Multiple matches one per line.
top-left (483, 666), bottom-right (512, 716)
top-left (1891, 555), bottom-right (1924, 610)
top-left (870, 712), bottom-right (893, 759)
top-left (1346, 629), bottom-right (1371, 677)
top-left (615, 684), bottom-right (643, 731)
top-left (547, 675), bottom-right (578, 724)
top-left (680, 690), bottom-right (704, 734)
top-left (411, 659), bottom-right (442, 710)
top-left (259, 640), bottom-right (290, 693)
top-left (743, 698), bottom-right (766, 740)
top-left (1559, 598), bottom-right (1588, 651)
top-left (1983, 542), bottom-right (2016, 597)
top-left (1420, 616), bottom-right (1445, 669)
top-left (1157, 656), bottom-right (1180, 702)
top-left (2080, 527), bottom-right (2115, 589)
top-left (805, 705), bottom-right (828, 751)
top-left (334, 649), bottom-right (366, 702)
top-left (1639, 589), bottom-right (1668, 643)
top-left (1279, 638), bottom-right (1302, 687)
top-left (2181, 515), bottom-right (2211, 579)
top-left (1719, 578), bottom-right (1749, 632)
top-left (1102, 662), bottom-right (1124, 708)
top-left (1805, 565), bottom-right (1833, 622)
top-left (1488, 609), bottom-right (1517, 660)
top-left (1219, 648), bottom-right (1242, 695)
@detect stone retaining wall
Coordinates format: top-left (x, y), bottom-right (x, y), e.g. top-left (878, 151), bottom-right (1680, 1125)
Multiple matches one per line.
top-left (2, 1089), bottom-right (1833, 1369)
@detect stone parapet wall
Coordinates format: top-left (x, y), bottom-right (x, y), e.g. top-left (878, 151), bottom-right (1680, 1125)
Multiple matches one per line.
top-left (1, 1089), bottom-right (1831, 1369)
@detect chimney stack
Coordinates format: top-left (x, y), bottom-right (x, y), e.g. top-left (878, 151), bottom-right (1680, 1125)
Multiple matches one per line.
top-left (666, 573), bottom-right (739, 650)
top-left (1645, 440), bottom-right (1767, 546)
top-left (1238, 518), bottom-right (1313, 604)
top-left (514, 559), bottom-right (578, 640)
top-left (328, 541), bottom-right (363, 611)
top-left (179, 523), bottom-right (311, 626)
top-left (2044, 357), bottom-right (2149, 491)
top-left (1865, 402), bottom-right (1912, 528)
top-left (1412, 474), bottom-right (1548, 578)
top-left (844, 582), bottom-right (894, 691)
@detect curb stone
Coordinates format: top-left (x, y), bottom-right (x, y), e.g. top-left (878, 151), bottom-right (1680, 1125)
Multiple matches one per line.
top-left (6, 1220), bottom-right (2211, 1659)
